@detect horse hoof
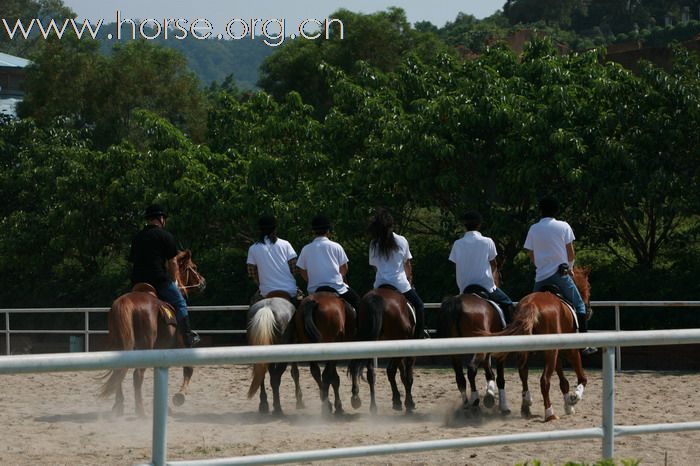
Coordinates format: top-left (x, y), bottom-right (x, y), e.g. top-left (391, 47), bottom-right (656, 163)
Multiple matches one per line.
top-left (500, 407), bottom-right (511, 416)
top-left (172, 392), bottom-right (186, 407)
top-left (392, 402), bottom-right (403, 411)
top-left (521, 406), bottom-right (531, 418)
top-left (545, 414), bottom-right (559, 422)
top-left (565, 404), bottom-right (576, 415)
top-left (351, 396), bottom-right (362, 410)
top-left (112, 405), bottom-right (124, 417)
top-left (259, 403), bottom-right (269, 414)
top-left (405, 401), bottom-right (416, 412)
top-left (370, 404), bottom-right (378, 415)
top-left (483, 394), bottom-right (495, 409)
top-left (272, 408), bottom-right (284, 417)
top-left (296, 400), bottom-right (306, 410)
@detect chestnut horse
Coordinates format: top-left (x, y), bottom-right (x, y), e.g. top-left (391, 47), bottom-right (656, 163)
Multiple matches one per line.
top-left (439, 291), bottom-right (510, 415)
top-left (496, 266), bottom-right (591, 421)
top-left (294, 291), bottom-right (356, 415)
top-left (99, 250), bottom-right (206, 417)
top-left (348, 288), bottom-right (417, 414)
top-left (246, 295), bottom-right (304, 415)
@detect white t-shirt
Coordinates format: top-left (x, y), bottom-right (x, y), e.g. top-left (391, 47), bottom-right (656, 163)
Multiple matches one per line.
top-left (369, 233), bottom-right (413, 293)
top-left (524, 217), bottom-right (575, 282)
top-left (296, 236), bottom-right (349, 294)
top-left (449, 231), bottom-right (498, 293)
top-left (246, 237), bottom-right (298, 296)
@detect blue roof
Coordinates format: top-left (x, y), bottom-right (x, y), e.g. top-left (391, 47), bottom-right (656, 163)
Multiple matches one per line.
top-left (0, 52), bottom-right (30, 68)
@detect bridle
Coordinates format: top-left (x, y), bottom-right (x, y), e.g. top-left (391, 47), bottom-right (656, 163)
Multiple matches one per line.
top-left (179, 263), bottom-right (206, 291)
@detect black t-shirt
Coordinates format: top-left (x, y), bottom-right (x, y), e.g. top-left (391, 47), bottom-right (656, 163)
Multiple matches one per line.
top-left (129, 224), bottom-right (178, 286)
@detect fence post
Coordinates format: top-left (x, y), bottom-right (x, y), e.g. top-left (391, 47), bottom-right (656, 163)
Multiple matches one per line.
top-left (152, 367), bottom-right (169, 466)
top-left (615, 304), bottom-right (621, 372)
top-left (602, 346), bottom-right (615, 458)
top-left (4, 311), bottom-right (9, 355)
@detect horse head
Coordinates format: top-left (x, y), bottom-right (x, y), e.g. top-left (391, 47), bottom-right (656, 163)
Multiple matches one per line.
top-left (176, 250), bottom-right (206, 296)
top-left (572, 266), bottom-right (592, 318)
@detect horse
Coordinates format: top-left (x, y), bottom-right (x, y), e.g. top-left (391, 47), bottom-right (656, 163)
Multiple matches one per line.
top-left (246, 294), bottom-right (304, 415)
top-left (495, 266), bottom-right (592, 422)
top-left (439, 289), bottom-right (511, 415)
top-left (348, 288), bottom-right (417, 414)
top-left (294, 291), bottom-right (356, 415)
top-left (98, 250), bottom-right (206, 417)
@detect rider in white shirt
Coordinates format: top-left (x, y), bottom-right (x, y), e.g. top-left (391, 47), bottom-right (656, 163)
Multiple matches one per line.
top-left (296, 215), bottom-right (361, 312)
top-left (524, 197), bottom-right (596, 355)
top-left (368, 209), bottom-right (427, 338)
top-left (246, 215), bottom-right (299, 305)
top-left (449, 211), bottom-right (514, 322)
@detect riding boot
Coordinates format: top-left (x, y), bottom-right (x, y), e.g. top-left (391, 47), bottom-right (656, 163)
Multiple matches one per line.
top-left (504, 304), bottom-right (515, 325)
top-left (577, 313), bottom-right (598, 355)
top-left (178, 315), bottom-right (200, 348)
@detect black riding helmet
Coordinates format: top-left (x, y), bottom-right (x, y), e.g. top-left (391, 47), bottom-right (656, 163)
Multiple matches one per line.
top-left (144, 204), bottom-right (168, 220)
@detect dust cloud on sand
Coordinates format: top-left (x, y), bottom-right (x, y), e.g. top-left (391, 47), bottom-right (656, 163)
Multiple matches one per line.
top-left (2, 364), bottom-right (699, 465)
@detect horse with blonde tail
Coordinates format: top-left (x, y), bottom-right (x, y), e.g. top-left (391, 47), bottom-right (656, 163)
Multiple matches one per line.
top-left (246, 296), bottom-right (304, 415)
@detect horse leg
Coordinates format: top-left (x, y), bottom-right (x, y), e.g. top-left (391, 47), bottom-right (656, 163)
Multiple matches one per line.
top-left (172, 366), bottom-right (193, 407)
top-left (350, 362), bottom-right (362, 410)
top-left (319, 363), bottom-right (333, 415)
top-left (481, 354), bottom-right (497, 409)
top-left (400, 357), bottom-right (416, 412)
top-left (368, 359), bottom-right (378, 414)
top-left (466, 354), bottom-right (481, 413)
top-left (270, 362), bottom-right (286, 416)
top-left (387, 359), bottom-right (403, 411)
top-left (451, 355), bottom-right (468, 405)
top-left (519, 352), bottom-right (533, 418)
top-left (133, 368), bottom-right (146, 418)
top-left (541, 349), bottom-right (559, 422)
top-left (495, 356), bottom-right (511, 415)
top-left (258, 378), bottom-right (269, 414)
top-left (564, 348), bottom-right (587, 409)
top-left (329, 362), bottom-right (344, 415)
top-left (309, 362), bottom-right (323, 396)
top-left (291, 362), bottom-right (305, 409)
top-left (113, 375), bottom-right (125, 417)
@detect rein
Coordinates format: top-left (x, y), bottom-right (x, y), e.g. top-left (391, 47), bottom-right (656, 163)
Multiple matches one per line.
top-left (179, 264), bottom-right (206, 291)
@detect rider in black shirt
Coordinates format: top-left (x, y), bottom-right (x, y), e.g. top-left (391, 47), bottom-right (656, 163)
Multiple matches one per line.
top-left (129, 204), bottom-right (200, 347)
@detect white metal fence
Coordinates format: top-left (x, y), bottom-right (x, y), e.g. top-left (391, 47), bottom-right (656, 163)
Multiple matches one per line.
top-left (3, 302), bottom-right (700, 372)
top-left (1, 330), bottom-right (700, 466)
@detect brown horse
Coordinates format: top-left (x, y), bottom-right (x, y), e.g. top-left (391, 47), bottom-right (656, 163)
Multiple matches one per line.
top-left (496, 266), bottom-right (591, 422)
top-left (294, 291), bottom-right (356, 415)
top-left (99, 250), bottom-right (206, 417)
top-left (246, 294), bottom-right (304, 415)
top-left (439, 291), bottom-right (510, 415)
top-left (348, 288), bottom-right (417, 413)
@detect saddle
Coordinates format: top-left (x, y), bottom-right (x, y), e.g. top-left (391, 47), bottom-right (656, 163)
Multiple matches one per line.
top-left (315, 286), bottom-right (340, 296)
top-left (132, 283), bottom-right (178, 327)
top-left (462, 284), bottom-right (490, 300)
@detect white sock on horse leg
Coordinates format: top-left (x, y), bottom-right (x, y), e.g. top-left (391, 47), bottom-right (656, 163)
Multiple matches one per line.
top-left (499, 389), bottom-right (509, 409)
top-left (522, 390), bottom-right (532, 406)
top-left (486, 380), bottom-right (497, 395)
top-left (575, 383), bottom-right (584, 400)
top-left (545, 406), bottom-right (555, 419)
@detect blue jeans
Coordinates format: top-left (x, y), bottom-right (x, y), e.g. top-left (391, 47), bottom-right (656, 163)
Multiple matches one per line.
top-left (487, 287), bottom-right (513, 307)
top-left (156, 281), bottom-right (189, 321)
top-left (534, 273), bottom-right (586, 317)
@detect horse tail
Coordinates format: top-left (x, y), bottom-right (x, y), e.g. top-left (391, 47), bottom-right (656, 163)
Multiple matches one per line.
top-left (348, 293), bottom-right (384, 380)
top-left (439, 296), bottom-right (462, 338)
top-left (98, 295), bottom-right (135, 399)
top-left (303, 299), bottom-right (322, 343)
top-left (246, 305), bottom-right (278, 399)
top-left (491, 301), bottom-right (539, 361)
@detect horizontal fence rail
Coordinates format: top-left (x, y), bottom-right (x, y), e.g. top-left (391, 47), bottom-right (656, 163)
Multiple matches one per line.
top-left (4, 302), bottom-right (700, 372)
top-left (2, 330), bottom-right (700, 465)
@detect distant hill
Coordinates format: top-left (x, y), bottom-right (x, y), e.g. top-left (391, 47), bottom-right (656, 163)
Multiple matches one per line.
top-left (95, 23), bottom-right (275, 89)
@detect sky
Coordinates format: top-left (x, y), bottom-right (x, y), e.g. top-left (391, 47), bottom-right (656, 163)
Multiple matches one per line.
top-left (60, 0), bottom-right (502, 33)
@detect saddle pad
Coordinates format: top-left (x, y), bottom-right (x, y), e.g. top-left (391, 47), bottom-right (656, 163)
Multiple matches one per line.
top-left (406, 302), bottom-right (416, 327)
top-left (159, 303), bottom-right (178, 327)
top-left (561, 300), bottom-right (580, 331)
top-left (469, 294), bottom-right (507, 328)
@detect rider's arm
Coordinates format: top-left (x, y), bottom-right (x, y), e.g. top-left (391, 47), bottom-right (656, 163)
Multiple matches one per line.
top-left (247, 264), bottom-right (259, 285)
top-left (167, 257), bottom-right (179, 283)
top-left (566, 242), bottom-right (576, 269)
top-left (340, 263), bottom-right (349, 284)
top-left (404, 260), bottom-right (413, 286)
top-left (490, 258), bottom-right (498, 277)
top-left (288, 258), bottom-right (297, 276)
top-left (297, 267), bottom-right (308, 283)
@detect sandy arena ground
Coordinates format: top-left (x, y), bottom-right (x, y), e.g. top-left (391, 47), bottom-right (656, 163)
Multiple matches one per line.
top-left (1, 363), bottom-right (699, 465)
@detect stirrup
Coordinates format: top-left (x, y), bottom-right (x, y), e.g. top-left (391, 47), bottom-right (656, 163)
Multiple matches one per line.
top-left (185, 331), bottom-right (201, 347)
